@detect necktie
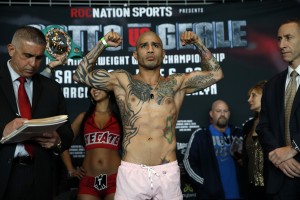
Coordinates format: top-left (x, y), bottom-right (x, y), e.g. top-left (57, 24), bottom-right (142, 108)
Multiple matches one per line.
top-left (18, 77), bottom-right (34, 156)
top-left (284, 70), bottom-right (298, 145)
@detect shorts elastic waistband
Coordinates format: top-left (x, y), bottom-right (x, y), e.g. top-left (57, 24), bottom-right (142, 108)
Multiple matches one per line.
top-left (121, 160), bottom-right (178, 169)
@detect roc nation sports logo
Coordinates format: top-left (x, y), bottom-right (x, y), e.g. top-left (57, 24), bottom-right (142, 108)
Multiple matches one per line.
top-left (94, 174), bottom-right (107, 191)
top-left (70, 7), bottom-right (172, 18)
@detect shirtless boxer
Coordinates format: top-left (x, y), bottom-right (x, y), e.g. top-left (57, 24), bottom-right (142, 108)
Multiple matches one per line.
top-left (73, 30), bottom-right (223, 200)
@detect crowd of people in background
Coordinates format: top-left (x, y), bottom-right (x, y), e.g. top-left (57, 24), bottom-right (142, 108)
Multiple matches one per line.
top-left (0, 18), bottom-right (300, 200)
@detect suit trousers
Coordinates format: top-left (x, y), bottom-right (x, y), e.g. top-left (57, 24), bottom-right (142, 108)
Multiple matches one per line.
top-left (267, 176), bottom-right (300, 200)
top-left (3, 161), bottom-right (35, 200)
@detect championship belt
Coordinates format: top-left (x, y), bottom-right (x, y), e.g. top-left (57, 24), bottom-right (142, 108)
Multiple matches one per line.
top-left (42, 25), bottom-right (82, 61)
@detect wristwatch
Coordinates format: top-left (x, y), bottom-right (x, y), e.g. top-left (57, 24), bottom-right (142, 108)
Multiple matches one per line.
top-left (53, 139), bottom-right (62, 156)
top-left (291, 139), bottom-right (300, 153)
top-left (46, 65), bottom-right (55, 73)
top-left (56, 139), bottom-right (62, 150)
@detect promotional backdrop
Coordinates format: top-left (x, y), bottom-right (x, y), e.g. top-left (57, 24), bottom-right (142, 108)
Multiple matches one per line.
top-left (1, 1), bottom-right (300, 198)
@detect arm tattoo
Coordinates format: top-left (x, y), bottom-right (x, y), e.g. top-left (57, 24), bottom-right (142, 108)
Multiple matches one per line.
top-left (201, 56), bottom-right (221, 72)
top-left (74, 42), bottom-right (106, 86)
top-left (195, 42), bottom-right (221, 72)
top-left (185, 74), bottom-right (216, 91)
top-left (180, 42), bottom-right (221, 92)
top-left (87, 71), bottom-right (110, 89)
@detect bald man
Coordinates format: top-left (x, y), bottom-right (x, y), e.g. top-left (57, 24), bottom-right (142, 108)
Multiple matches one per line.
top-left (73, 31), bottom-right (223, 199)
top-left (184, 100), bottom-right (244, 199)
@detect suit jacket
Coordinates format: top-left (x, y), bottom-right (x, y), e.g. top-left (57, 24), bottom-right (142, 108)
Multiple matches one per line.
top-left (256, 69), bottom-right (300, 194)
top-left (0, 64), bottom-right (74, 200)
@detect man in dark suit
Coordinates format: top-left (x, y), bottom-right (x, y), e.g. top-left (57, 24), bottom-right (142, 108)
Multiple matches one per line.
top-left (256, 18), bottom-right (300, 199)
top-left (0, 26), bottom-right (73, 200)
